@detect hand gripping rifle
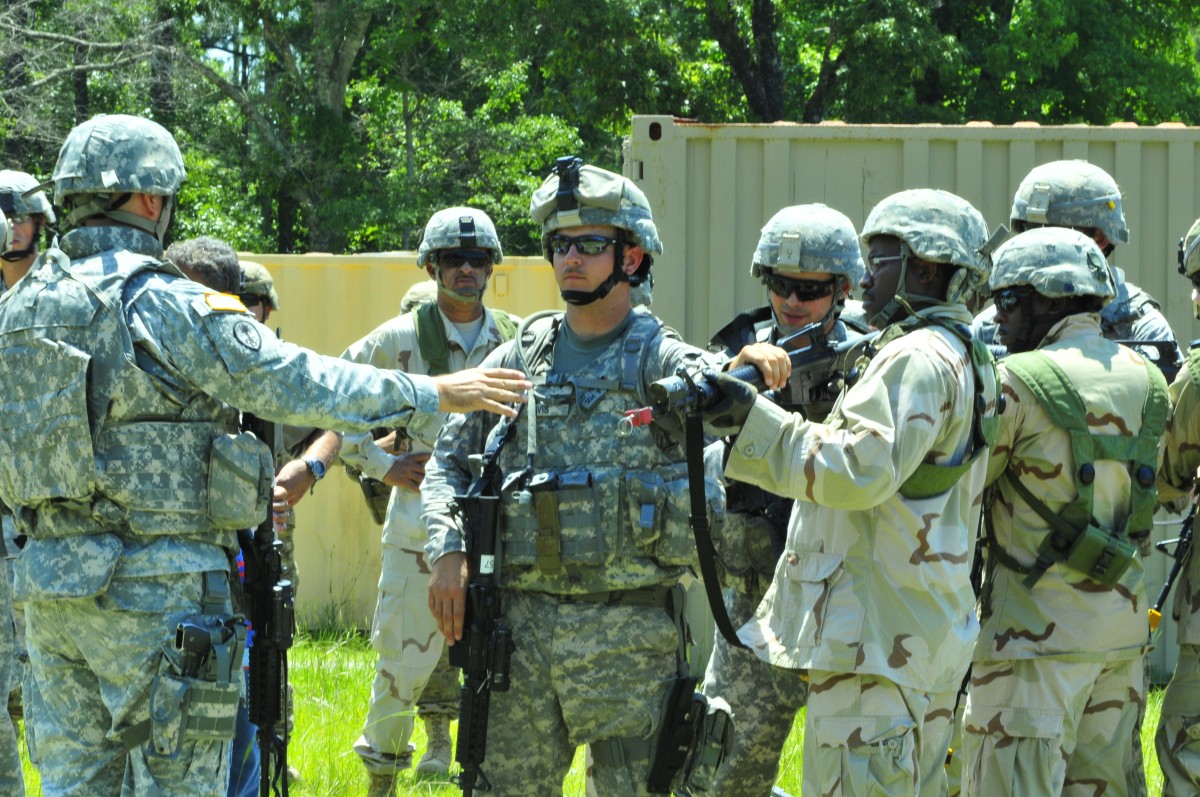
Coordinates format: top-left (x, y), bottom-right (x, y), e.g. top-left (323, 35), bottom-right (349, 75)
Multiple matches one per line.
top-left (451, 407), bottom-right (523, 796)
top-left (620, 322), bottom-right (877, 653)
top-left (1149, 501), bottom-right (1196, 635)
top-left (239, 414), bottom-right (294, 797)
top-left (620, 321), bottom-right (877, 433)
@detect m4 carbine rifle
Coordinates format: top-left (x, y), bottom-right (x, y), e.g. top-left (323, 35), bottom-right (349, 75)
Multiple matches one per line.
top-left (1150, 501), bottom-right (1196, 635)
top-left (240, 414), bottom-right (294, 797)
top-left (451, 408), bottom-right (522, 796)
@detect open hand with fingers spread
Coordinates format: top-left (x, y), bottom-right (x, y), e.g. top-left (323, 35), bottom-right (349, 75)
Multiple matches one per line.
top-left (433, 367), bottom-right (530, 416)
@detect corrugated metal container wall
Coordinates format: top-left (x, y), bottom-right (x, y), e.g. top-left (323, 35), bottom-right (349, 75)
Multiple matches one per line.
top-left (626, 115), bottom-right (1200, 681)
top-left (243, 253), bottom-right (562, 629)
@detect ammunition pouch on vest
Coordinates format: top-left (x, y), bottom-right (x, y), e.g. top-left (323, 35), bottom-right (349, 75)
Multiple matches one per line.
top-left (498, 311), bottom-right (723, 581)
top-left (988, 350), bottom-right (1167, 588)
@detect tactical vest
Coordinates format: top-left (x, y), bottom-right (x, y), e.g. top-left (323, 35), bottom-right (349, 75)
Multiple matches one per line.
top-left (863, 314), bottom-right (1001, 499)
top-left (491, 310), bottom-right (722, 593)
top-left (0, 248), bottom-right (268, 544)
top-left (988, 349), bottom-right (1168, 588)
top-left (412, 301), bottom-right (516, 376)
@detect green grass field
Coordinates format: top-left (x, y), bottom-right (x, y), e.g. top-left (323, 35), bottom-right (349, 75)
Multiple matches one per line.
top-left (16, 628), bottom-right (1167, 795)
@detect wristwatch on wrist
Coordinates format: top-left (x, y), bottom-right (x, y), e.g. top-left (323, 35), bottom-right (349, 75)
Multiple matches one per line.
top-left (304, 458), bottom-right (327, 481)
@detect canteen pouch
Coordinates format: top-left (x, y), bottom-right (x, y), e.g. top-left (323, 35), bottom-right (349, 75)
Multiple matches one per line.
top-left (1056, 522), bottom-right (1137, 585)
top-left (207, 432), bottom-right (274, 529)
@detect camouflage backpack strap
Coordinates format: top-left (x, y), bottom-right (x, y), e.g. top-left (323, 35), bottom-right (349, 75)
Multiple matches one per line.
top-left (997, 351), bottom-right (1167, 587)
top-left (898, 319), bottom-right (1001, 499)
top-left (412, 300), bottom-right (452, 376)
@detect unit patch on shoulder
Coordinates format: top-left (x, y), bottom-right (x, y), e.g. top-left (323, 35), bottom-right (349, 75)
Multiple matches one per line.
top-left (206, 292), bottom-right (249, 313)
top-left (233, 319), bottom-right (263, 351)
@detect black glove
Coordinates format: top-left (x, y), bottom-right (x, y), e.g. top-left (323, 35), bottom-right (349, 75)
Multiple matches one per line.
top-left (703, 372), bottom-right (757, 437)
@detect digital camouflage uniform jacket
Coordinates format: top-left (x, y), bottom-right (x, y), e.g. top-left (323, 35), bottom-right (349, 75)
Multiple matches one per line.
top-left (728, 305), bottom-right (996, 693)
top-left (340, 305), bottom-right (519, 554)
top-left (978, 313), bottom-right (1159, 661)
top-left (0, 226), bottom-right (443, 591)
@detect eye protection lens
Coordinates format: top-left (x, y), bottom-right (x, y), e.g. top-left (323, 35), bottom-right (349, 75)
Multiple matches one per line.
top-left (548, 234), bottom-right (619, 256)
top-left (764, 275), bottom-right (835, 302)
top-left (866, 254), bottom-right (904, 275)
top-left (992, 287), bottom-right (1032, 313)
top-left (436, 250), bottom-right (492, 269)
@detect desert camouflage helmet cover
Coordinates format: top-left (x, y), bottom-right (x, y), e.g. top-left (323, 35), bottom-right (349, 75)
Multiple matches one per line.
top-left (861, 188), bottom-right (990, 282)
top-left (989, 227), bottom-right (1115, 304)
top-left (530, 163), bottom-right (663, 258)
top-left (417, 206), bottom-right (504, 267)
top-left (751, 203), bottom-right (864, 284)
top-left (239, 260), bottom-right (280, 310)
top-left (51, 114), bottom-right (185, 205)
top-left (0, 170), bottom-right (55, 224)
top-left (1010, 160), bottom-right (1128, 246)
top-left (1179, 216), bottom-right (1200, 278)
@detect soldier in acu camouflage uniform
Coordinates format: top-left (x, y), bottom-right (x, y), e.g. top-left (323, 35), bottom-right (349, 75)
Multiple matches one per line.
top-left (0, 169), bottom-right (55, 293)
top-left (973, 159), bottom-right (1180, 367)
top-left (0, 212), bottom-right (22, 797)
top-left (0, 113), bottom-right (528, 796)
top-left (705, 188), bottom-right (1001, 797)
top-left (424, 160), bottom-right (772, 795)
top-left (342, 207), bottom-right (519, 796)
top-left (962, 227), bottom-right (1167, 797)
top-left (1153, 216), bottom-right (1200, 797)
top-left (700, 203), bottom-right (869, 795)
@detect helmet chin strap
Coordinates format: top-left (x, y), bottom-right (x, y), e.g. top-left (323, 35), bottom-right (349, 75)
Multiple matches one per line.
top-left (559, 243), bottom-right (626, 306)
top-left (435, 264), bottom-right (488, 304)
top-left (868, 245), bottom-right (917, 329)
top-left (0, 219), bottom-right (39, 262)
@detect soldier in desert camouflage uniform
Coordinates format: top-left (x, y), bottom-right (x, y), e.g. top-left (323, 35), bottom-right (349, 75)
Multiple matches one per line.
top-left (1153, 216), bottom-right (1200, 797)
top-left (700, 203), bottom-right (869, 796)
top-left (705, 188), bottom-right (1001, 797)
top-left (424, 159), bottom-right (774, 796)
top-left (341, 207), bottom-right (518, 796)
top-left (962, 227), bottom-right (1166, 797)
top-left (0, 113), bottom-right (528, 796)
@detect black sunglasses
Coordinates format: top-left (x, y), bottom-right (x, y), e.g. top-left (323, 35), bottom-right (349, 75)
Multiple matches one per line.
top-left (764, 274), bottom-right (836, 302)
top-left (992, 286), bottom-right (1033, 313)
top-left (436, 250), bottom-right (491, 269)
top-left (238, 293), bottom-right (267, 307)
top-left (548, 234), bottom-right (620, 256)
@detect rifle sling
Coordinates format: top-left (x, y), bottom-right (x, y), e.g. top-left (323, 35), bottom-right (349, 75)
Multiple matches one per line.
top-left (685, 412), bottom-right (748, 650)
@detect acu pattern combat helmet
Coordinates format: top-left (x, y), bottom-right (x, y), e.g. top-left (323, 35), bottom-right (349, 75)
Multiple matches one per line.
top-left (1177, 216), bottom-right (1200, 281)
top-left (239, 260), bottom-right (280, 311)
top-left (860, 188), bottom-right (991, 323)
top-left (990, 227), bottom-right (1115, 304)
top-left (750, 203), bottom-right (865, 285)
top-left (51, 114), bottom-right (185, 241)
top-left (0, 170), bottom-right (55, 262)
top-left (0, 213), bottom-right (10, 254)
top-left (1010, 160), bottom-right (1128, 248)
top-left (0, 170), bottom-right (55, 224)
top-left (530, 157), bottom-right (661, 304)
top-left (416, 207), bottom-right (504, 267)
